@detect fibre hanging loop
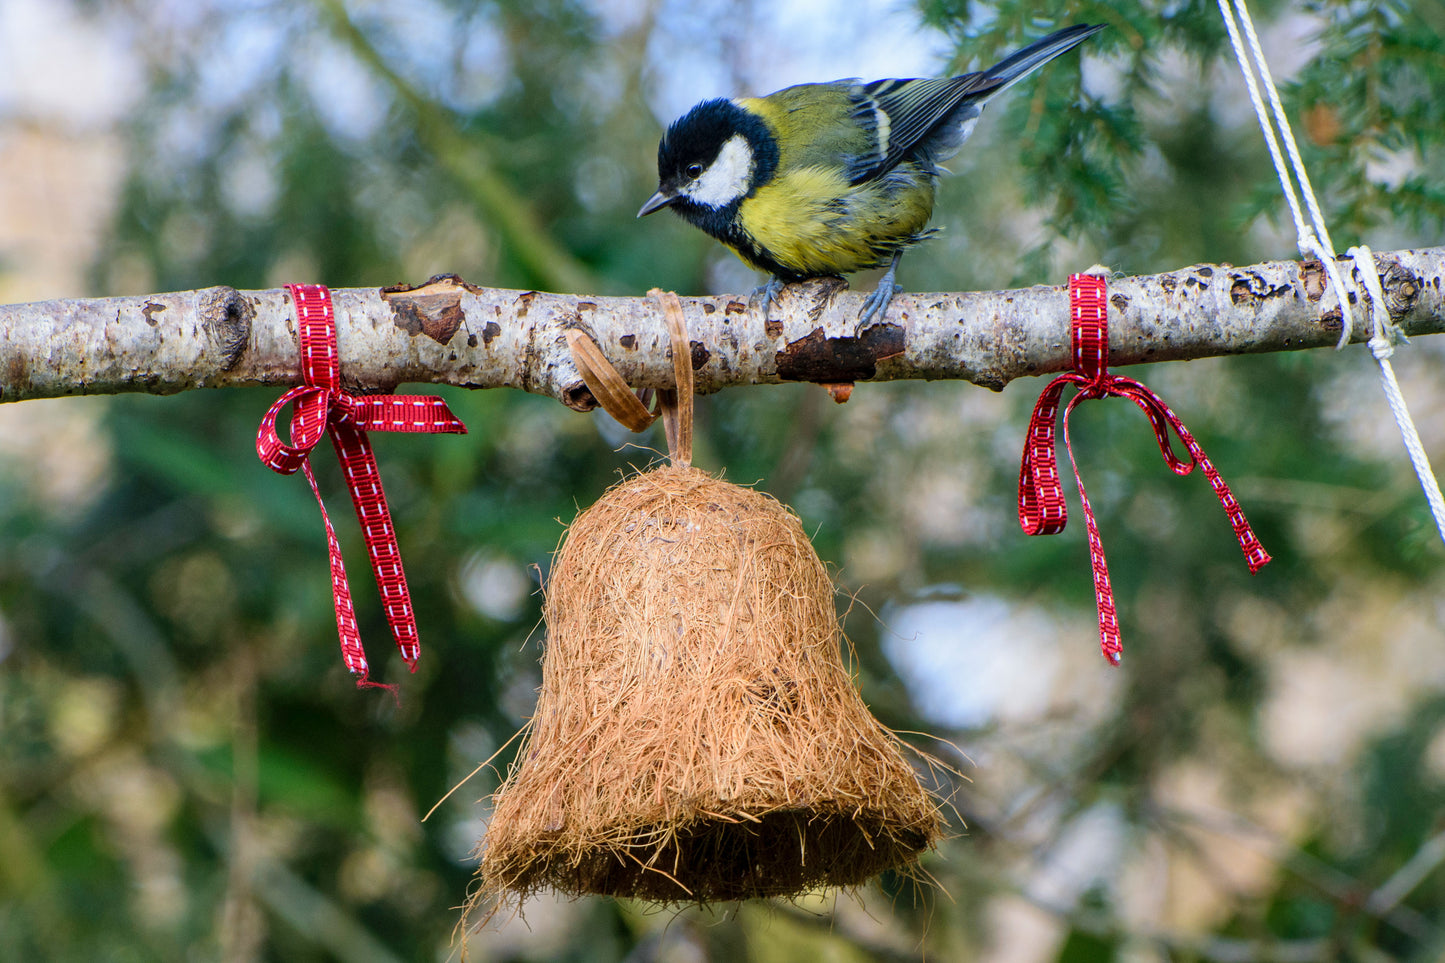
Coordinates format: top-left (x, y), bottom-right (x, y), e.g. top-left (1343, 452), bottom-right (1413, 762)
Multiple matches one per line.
top-left (565, 328), bottom-right (659, 432)
top-left (564, 289), bottom-right (695, 468)
top-left (256, 283), bottom-right (467, 690)
top-left (650, 288), bottom-right (694, 468)
top-left (1018, 274), bottom-right (1270, 665)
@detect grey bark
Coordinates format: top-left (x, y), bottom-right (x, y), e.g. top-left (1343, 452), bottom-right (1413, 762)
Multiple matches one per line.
top-left (0, 247), bottom-right (1439, 408)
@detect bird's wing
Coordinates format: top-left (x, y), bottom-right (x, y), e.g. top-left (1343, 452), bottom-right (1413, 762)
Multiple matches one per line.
top-left (845, 73), bottom-right (1004, 183)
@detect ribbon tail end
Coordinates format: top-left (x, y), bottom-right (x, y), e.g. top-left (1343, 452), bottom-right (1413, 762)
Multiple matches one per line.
top-left (355, 675), bottom-right (403, 706)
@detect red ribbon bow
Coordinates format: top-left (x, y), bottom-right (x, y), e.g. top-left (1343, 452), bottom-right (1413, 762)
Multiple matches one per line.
top-left (1018, 274), bottom-right (1270, 665)
top-left (257, 284), bottom-right (466, 689)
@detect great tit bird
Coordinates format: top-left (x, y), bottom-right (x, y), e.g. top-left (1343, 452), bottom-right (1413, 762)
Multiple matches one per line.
top-left (639, 24), bottom-right (1104, 325)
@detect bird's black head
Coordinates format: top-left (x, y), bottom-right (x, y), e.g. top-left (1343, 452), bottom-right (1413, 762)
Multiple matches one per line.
top-left (638, 98), bottom-right (778, 228)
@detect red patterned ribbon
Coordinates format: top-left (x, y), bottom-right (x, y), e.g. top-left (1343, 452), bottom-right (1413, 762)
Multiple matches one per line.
top-left (257, 284), bottom-right (466, 688)
top-left (1018, 274), bottom-right (1270, 665)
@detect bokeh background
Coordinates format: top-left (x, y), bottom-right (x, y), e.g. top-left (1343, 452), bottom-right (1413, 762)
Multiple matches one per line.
top-left (2, 0), bottom-right (1444, 960)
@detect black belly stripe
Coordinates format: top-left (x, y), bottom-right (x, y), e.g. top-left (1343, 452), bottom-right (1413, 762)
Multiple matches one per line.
top-left (725, 227), bottom-right (809, 281)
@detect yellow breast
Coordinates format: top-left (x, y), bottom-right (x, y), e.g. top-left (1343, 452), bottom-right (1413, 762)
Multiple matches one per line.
top-left (736, 165), bottom-right (936, 277)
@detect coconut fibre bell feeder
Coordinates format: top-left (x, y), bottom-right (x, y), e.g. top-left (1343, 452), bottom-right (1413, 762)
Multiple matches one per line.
top-left (474, 291), bottom-right (942, 905)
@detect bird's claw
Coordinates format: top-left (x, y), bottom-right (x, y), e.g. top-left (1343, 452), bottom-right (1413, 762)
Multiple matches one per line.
top-left (752, 276), bottom-right (787, 320)
top-left (856, 252), bottom-right (904, 331)
top-left (857, 281), bottom-right (901, 329)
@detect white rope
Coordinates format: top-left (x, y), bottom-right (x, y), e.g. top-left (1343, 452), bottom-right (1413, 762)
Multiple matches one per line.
top-left (1230, 2), bottom-right (1337, 259)
top-left (1215, 0), bottom-right (1355, 346)
top-left (1349, 245), bottom-right (1445, 541)
top-left (1216, 2), bottom-right (1310, 249)
top-left (1217, 0), bottom-right (1445, 546)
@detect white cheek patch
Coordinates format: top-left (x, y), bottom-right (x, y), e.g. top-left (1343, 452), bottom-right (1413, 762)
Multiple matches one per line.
top-left (688, 134), bottom-right (754, 208)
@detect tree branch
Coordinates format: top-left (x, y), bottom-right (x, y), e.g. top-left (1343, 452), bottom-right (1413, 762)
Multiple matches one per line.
top-left (1, 248), bottom-right (1440, 407)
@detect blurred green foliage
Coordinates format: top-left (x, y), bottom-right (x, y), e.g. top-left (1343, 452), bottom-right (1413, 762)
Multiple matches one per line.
top-left (2, 0), bottom-right (1445, 961)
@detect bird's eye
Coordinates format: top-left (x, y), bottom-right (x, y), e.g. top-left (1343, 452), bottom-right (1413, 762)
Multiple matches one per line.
top-left (686, 163), bottom-right (704, 179)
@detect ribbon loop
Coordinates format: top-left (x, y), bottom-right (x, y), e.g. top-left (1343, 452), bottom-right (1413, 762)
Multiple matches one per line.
top-left (257, 385), bottom-right (332, 474)
top-left (256, 283), bottom-right (467, 689)
top-left (1017, 375), bottom-right (1078, 537)
top-left (1018, 274), bottom-right (1270, 664)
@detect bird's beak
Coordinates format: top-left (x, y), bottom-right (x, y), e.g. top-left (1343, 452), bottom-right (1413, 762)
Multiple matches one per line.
top-left (637, 189), bottom-right (676, 218)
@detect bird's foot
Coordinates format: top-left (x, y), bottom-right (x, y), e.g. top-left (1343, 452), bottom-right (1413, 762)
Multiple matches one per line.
top-left (857, 279), bottom-right (901, 329)
top-left (856, 253), bottom-right (903, 331)
top-left (751, 276), bottom-right (788, 320)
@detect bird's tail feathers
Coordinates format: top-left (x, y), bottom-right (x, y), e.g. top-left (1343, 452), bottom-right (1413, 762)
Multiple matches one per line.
top-left (980, 23), bottom-right (1104, 97)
